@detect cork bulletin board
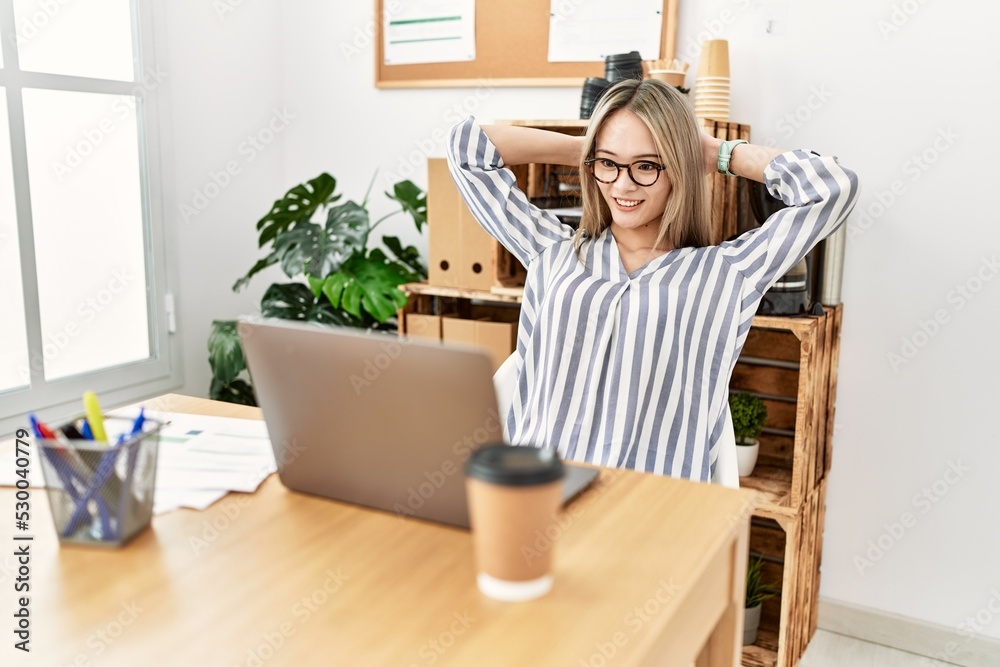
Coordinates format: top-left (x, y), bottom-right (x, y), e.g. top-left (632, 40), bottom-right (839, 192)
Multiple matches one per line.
top-left (374, 0), bottom-right (680, 89)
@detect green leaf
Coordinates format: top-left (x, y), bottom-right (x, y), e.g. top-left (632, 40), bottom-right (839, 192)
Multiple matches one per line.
top-left (383, 236), bottom-right (427, 279)
top-left (256, 173), bottom-right (339, 247)
top-left (207, 320), bottom-right (246, 384)
top-left (260, 282), bottom-right (323, 320)
top-left (233, 253), bottom-right (279, 292)
top-left (271, 201), bottom-right (368, 279)
top-left (306, 274), bottom-right (325, 298)
top-left (320, 249), bottom-right (413, 323)
top-left (320, 273), bottom-right (349, 309)
top-left (325, 200), bottom-right (370, 254)
top-left (272, 223), bottom-right (331, 279)
top-left (745, 556), bottom-right (778, 607)
top-left (260, 282), bottom-right (365, 327)
top-left (729, 392), bottom-right (768, 441)
top-left (385, 180), bottom-right (427, 232)
top-left (210, 377), bottom-right (257, 406)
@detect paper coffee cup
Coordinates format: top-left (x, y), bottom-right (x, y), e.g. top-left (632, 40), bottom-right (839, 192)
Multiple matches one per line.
top-left (465, 444), bottom-right (565, 602)
top-left (648, 70), bottom-right (686, 87)
top-left (697, 40), bottom-right (730, 78)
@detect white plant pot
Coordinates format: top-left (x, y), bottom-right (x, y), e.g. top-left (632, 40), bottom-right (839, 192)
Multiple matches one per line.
top-left (743, 603), bottom-right (762, 645)
top-left (736, 438), bottom-right (759, 477)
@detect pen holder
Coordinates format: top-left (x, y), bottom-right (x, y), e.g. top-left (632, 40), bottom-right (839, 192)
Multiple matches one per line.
top-left (37, 416), bottom-right (162, 547)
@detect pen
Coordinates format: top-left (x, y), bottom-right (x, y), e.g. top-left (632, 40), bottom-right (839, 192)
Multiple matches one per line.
top-left (29, 414), bottom-right (56, 440)
top-left (128, 407), bottom-right (146, 440)
top-left (30, 414), bottom-right (93, 499)
top-left (83, 391), bottom-right (108, 443)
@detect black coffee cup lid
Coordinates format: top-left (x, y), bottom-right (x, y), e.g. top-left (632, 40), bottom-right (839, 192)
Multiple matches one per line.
top-left (466, 444), bottom-right (565, 486)
top-left (605, 50), bottom-right (641, 62)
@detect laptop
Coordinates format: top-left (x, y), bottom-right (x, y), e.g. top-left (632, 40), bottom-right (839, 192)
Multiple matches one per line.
top-left (238, 318), bottom-right (599, 528)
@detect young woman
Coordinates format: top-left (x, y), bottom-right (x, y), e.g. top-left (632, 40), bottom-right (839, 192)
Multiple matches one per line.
top-left (446, 78), bottom-right (859, 482)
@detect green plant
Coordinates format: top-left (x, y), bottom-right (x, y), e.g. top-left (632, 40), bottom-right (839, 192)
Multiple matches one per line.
top-left (745, 555), bottom-right (778, 609)
top-left (729, 392), bottom-right (767, 443)
top-left (208, 172), bottom-right (427, 405)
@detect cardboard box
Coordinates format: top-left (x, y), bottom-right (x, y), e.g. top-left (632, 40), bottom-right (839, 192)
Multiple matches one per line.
top-left (441, 317), bottom-right (516, 374)
top-left (404, 313), bottom-right (442, 341)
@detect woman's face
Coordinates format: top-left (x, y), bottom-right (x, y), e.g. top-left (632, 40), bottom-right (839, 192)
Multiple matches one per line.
top-left (592, 109), bottom-right (672, 235)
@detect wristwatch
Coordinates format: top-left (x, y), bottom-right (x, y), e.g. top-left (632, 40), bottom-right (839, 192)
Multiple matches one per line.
top-left (717, 139), bottom-right (748, 177)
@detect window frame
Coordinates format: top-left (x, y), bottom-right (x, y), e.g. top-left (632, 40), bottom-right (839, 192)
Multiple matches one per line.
top-left (0, 0), bottom-right (181, 436)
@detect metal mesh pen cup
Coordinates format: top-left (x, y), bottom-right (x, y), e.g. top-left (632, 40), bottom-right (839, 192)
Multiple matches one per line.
top-left (37, 416), bottom-right (162, 547)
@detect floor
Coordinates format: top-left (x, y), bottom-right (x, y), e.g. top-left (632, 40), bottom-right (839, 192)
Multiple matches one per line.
top-left (799, 630), bottom-right (960, 667)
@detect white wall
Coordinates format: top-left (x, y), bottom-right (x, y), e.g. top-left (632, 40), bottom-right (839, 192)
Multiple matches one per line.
top-left (678, 0), bottom-right (1000, 641)
top-left (164, 0), bottom-right (1000, 643)
top-left (157, 0), bottom-right (287, 399)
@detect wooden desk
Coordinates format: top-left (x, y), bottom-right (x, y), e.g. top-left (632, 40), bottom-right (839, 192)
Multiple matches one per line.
top-left (0, 394), bottom-right (755, 666)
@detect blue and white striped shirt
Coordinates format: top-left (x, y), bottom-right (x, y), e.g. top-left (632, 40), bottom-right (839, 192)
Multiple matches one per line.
top-left (447, 117), bottom-right (859, 481)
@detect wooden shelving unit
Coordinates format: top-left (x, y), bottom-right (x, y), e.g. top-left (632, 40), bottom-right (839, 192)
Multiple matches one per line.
top-left (736, 307), bottom-right (842, 667)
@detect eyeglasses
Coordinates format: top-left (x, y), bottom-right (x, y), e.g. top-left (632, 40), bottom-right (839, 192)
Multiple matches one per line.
top-left (584, 157), bottom-right (666, 187)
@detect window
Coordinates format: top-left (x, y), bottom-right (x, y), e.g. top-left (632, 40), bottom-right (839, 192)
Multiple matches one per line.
top-left (0, 0), bottom-right (177, 435)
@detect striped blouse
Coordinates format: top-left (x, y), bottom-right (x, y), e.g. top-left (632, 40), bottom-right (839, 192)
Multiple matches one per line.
top-left (446, 117), bottom-right (859, 481)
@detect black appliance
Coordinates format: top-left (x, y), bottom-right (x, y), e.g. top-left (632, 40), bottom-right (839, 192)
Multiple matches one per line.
top-left (747, 180), bottom-right (823, 316)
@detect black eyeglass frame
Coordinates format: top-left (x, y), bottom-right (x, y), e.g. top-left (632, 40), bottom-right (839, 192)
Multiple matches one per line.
top-left (583, 157), bottom-right (667, 187)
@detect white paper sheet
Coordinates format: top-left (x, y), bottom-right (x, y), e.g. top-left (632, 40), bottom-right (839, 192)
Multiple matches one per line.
top-left (383, 0), bottom-right (476, 65)
top-left (548, 0), bottom-right (663, 62)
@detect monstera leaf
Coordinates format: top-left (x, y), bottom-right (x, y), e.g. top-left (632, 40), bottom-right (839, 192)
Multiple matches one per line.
top-left (209, 377), bottom-right (256, 406)
top-left (207, 320), bottom-right (246, 384)
top-left (318, 249), bottom-right (418, 322)
top-left (207, 320), bottom-right (257, 405)
top-left (234, 173), bottom-right (340, 290)
top-left (383, 236), bottom-right (427, 279)
top-left (232, 253), bottom-right (278, 292)
top-left (270, 201), bottom-right (369, 279)
top-left (255, 173), bottom-right (339, 247)
top-left (260, 282), bottom-right (366, 327)
top-left (385, 180), bottom-right (427, 232)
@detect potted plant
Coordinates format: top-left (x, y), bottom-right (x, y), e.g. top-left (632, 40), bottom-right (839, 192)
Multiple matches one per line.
top-left (729, 391), bottom-right (767, 476)
top-left (744, 555), bottom-right (778, 646)
top-left (208, 172), bottom-right (427, 405)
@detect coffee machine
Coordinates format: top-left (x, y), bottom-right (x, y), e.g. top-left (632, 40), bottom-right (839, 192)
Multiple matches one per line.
top-left (747, 181), bottom-right (819, 316)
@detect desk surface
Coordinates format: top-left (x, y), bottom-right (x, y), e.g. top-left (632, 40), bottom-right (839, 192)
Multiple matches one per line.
top-left (0, 394), bottom-right (755, 666)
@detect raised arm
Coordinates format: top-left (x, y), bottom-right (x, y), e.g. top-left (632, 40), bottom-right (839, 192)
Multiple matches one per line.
top-left (447, 117), bottom-right (579, 267)
top-left (479, 124), bottom-right (584, 167)
top-left (716, 145), bottom-right (860, 296)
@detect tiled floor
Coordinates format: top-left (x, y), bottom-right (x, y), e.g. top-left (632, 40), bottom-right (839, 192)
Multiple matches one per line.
top-left (800, 630), bottom-right (960, 666)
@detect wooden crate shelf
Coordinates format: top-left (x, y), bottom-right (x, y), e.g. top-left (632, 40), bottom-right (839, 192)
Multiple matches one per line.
top-left (742, 628), bottom-right (779, 667)
top-left (733, 305), bottom-right (843, 514)
top-left (742, 479), bottom-right (828, 667)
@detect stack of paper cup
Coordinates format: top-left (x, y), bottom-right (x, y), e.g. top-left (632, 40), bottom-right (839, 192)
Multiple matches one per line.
top-left (694, 40), bottom-right (730, 121)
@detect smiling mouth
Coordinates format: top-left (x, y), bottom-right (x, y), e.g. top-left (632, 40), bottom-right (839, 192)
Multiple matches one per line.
top-left (614, 197), bottom-right (642, 208)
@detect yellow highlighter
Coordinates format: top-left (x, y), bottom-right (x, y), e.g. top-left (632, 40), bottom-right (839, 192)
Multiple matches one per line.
top-left (82, 391), bottom-right (108, 443)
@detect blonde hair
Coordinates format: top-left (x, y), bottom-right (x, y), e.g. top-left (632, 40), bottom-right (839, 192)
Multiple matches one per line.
top-left (576, 78), bottom-right (711, 257)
